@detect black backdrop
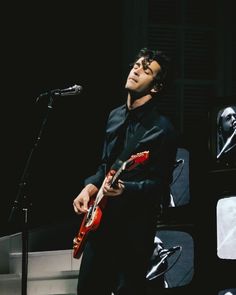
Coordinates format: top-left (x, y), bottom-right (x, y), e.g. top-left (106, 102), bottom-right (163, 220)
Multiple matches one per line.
top-left (1, 2), bottom-right (123, 234)
top-left (1, 2), bottom-right (236, 294)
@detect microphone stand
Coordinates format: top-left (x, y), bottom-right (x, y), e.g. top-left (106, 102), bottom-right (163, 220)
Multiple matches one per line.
top-left (8, 94), bottom-right (55, 295)
top-left (217, 129), bottom-right (236, 159)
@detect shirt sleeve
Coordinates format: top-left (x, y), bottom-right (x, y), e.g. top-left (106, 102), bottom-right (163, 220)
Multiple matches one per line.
top-left (122, 128), bottom-right (177, 200)
top-left (84, 163), bottom-right (106, 188)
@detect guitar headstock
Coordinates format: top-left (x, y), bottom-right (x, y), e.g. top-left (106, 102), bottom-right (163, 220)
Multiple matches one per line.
top-left (123, 151), bottom-right (149, 171)
top-left (110, 151), bottom-right (150, 187)
top-left (130, 151), bottom-right (149, 163)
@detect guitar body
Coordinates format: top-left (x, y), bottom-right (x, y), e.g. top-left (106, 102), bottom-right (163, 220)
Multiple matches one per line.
top-left (73, 151), bottom-right (149, 259)
top-left (73, 195), bottom-right (107, 259)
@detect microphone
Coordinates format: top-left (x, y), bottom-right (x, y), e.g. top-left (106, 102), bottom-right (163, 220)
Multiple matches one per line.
top-left (217, 128), bottom-right (236, 159)
top-left (174, 158), bottom-right (184, 168)
top-left (36, 84), bottom-right (83, 101)
top-left (146, 245), bottom-right (182, 280)
top-left (158, 245), bottom-right (181, 257)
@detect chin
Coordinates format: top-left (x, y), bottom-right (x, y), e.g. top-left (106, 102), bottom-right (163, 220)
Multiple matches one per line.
top-left (126, 79), bottom-right (137, 88)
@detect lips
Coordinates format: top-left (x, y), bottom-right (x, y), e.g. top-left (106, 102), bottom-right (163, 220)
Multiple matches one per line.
top-left (129, 77), bottom-right (138, 83)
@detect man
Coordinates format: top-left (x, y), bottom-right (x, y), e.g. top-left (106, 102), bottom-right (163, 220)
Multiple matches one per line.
top-left (73, 47), bottom-right (177, 294)
top-left (217, 105), bottom-right (236, 166)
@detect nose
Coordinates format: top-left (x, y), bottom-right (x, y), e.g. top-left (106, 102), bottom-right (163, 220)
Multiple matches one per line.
top-left (232, 119), bottom-right (236, 128)
top-left (133, 66), bottom-right (142, 76)
top-left (133, 69), bottom-right (139, 76)
top-left (232, 115), bottom-right (236, 124)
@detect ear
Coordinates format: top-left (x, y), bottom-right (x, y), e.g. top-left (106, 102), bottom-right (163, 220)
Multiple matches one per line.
top-left (150, 82), bottom-right (163, 94)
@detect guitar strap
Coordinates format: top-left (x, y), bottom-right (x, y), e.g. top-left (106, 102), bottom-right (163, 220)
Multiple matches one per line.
top-left (110, 107), bottom-right (161, 171)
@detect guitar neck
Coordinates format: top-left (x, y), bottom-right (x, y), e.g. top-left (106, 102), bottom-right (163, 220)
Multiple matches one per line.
top-left (94, 167), bottom-right (121, 206)
top-left (93, 152), bottom-right (149, 205)
top-left (110, 167), bottom-right (122, 188)
top-left (93, 180), bottom-right (106, 207)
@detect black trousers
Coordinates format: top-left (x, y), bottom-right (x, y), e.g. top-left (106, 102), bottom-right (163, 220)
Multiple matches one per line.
top-left (76, 200), bottom-right (165, 294)
top-left (77, 236), bottom-right (153, 295)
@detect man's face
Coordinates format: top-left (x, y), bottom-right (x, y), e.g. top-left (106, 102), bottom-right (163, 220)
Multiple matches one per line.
top-left (220, 106), bottom-right (236, 137)
top-left (125, 57), bottom-right (161, 95)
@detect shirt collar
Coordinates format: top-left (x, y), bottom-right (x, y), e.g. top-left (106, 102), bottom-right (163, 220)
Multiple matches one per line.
top-left (125, 99), bottom-right (156, 121)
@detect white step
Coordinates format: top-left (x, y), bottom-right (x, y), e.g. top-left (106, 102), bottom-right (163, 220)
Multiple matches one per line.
top-left (0, 273), bottom-right (21, 295)
top-left (0, 232), bottom-right (22, 274)
top-left (0, 250), bottom-right (81, 295)
top-left (9, 249), bottom-right (81, 275)
top-left (0, 231), bottom-right (82, 295)
top-left (0, 271), bottom-right (78, 295)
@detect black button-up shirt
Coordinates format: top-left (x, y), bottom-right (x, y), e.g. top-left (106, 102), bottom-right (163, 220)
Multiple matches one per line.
top-left (84, 99), bottom-right (178, 251)
top-left (85, 99), bottom-right (177, 207)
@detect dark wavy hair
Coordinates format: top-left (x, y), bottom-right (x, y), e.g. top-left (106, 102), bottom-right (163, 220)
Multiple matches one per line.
top-left (133, 47), bottom-right (172, 93)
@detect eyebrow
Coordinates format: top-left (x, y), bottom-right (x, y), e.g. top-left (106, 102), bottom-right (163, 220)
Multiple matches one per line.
top-left (134, 60), bottom-right (154, 75)
top-left (142, 60), bottom-right (154, 74)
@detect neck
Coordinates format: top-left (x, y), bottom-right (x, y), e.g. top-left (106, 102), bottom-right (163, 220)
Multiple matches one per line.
top-left (127, 93), bottom-right (152, 110)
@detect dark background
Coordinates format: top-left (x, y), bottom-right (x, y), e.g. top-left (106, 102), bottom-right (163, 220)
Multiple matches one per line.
top-left (1, 1), bottom-right (236, 294)
top-left (1, 1), bottom-right (123, 232)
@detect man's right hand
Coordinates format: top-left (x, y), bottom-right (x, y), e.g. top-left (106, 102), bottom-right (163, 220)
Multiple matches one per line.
top-left (73, 184), bottom-right (98, 214)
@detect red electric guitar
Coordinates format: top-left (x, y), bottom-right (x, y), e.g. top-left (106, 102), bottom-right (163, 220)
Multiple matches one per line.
top-left (73, 151), bottom-right (149, 259)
